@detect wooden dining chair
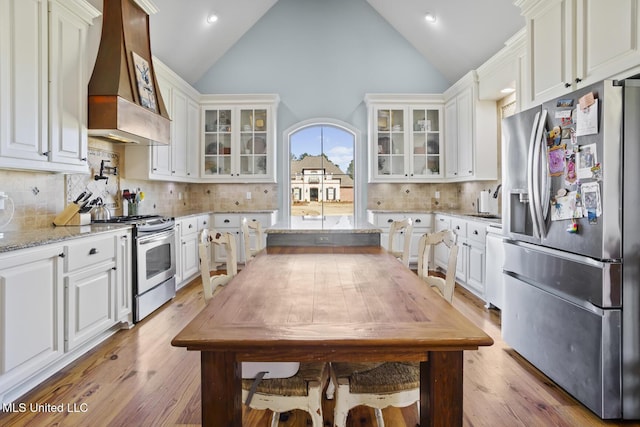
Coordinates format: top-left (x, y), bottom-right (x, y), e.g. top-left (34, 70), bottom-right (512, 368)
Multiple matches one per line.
top-left (329, 231), bottom-right (459, 426)
top-left (388, 218), bottom-right (413, 267)
top-left (200, 229), bottom-right (328, 426)
top-left (241, 217), bottom-right (264, 264)
top-left (199, 229), bottom-right (237, 302)
top-left (417, 229), bottom-right (459, 303)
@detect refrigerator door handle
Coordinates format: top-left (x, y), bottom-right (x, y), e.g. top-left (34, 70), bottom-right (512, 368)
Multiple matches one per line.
top-left (532, 109), bottom-right (548, 238)
top-left (527, 111), bottom-right (542, 238)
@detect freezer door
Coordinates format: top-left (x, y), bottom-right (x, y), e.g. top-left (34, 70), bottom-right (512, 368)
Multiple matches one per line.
top-left (503, 240), bottom-right (621, 308)
top-left (503, 273), bottom-right (621, 419)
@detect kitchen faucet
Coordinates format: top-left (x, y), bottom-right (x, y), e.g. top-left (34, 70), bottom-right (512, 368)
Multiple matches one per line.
top-left (492, 184), bottom-right (502, 199)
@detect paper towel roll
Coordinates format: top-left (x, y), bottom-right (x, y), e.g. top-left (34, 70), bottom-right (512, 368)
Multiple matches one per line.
top-left (479, 191), bottom-right (490, 213)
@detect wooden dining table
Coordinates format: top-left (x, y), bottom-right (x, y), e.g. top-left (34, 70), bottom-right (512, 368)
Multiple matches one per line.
top-left (171, 246), bottom-right (494, 426)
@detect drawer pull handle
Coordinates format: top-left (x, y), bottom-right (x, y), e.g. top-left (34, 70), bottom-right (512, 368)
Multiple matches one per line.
top-left (387, 219), bottom-right (393, 223)
top-left (224, 219), bottom-right (230, 223)
top-left (415, 219), bottom-right (421, 223)
top-left (59, 252), bottom-right (65, 258)
top-left (473, 230), bottom-right (478, 235)
top-left (89, 248), bottom-right (98, 255)
top-left (188, 224), bottom-right (193, 228)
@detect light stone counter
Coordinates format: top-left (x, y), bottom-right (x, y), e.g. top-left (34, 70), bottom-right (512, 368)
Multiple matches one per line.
top-left (0, 224), bottom-right (132, 253)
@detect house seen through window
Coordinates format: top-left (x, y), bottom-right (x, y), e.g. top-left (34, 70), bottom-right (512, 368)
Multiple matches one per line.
top-left (289, 125), bottom-right (354, 228)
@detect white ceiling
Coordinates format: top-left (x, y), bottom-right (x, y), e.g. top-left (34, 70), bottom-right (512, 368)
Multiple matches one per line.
top-left (93, 0), bottom-right (525, 88)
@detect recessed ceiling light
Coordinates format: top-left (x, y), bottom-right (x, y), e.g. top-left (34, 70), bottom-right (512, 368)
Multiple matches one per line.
top-left (424, 12), bottom-right (436, 23)
top-left (206, 13), bottom-right (218, 24)
top-left (500, 87), bottom-right (516, 94)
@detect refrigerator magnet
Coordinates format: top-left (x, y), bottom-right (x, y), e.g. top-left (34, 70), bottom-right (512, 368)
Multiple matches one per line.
top-left (548, 126), bottom-right (562, 146)
top-left (548, 145), bottom-right (566, 176)
top-left (577, 143), bottom-right (597, 179)
top-left (566, 219), bottom-right (579, 233)
top-left (581, 182), bottom-right (602, 218)
top-left (565, 154), bottom-right (577, 184)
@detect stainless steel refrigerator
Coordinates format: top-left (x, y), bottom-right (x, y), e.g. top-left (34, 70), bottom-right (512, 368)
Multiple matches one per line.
top-left (501, 79), bottom-right (640, 419)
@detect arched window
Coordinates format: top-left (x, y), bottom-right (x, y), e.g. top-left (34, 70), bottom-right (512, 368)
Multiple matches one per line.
top-left (281, 119), bottom-right (363, 229)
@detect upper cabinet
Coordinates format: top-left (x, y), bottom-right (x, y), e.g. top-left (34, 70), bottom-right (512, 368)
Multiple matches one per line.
top-left (125, 58), bottom-right (201, 182)
top-left (200, 94), bottom-right (279, 183)
top-left (365, 94), bottom-right (444, 182)
top-left (0, 0), bottom-right (99, 173)
top-left (517, 0), bottom-right (640, 106)
top-left (443, 72), bottom-right (498, 181)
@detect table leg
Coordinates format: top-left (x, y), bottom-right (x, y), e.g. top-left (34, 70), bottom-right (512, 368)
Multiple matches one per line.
top-left (420, 351), bottom-right (463, 427)
top-left (201, 351), bottom-right (242, 426)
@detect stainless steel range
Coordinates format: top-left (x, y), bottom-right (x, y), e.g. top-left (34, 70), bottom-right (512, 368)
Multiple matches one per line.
top-left (94, 215), bottom-right (176, 323)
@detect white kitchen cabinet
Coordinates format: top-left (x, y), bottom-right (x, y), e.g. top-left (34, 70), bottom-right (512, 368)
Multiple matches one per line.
top-left (212, 212), bottom-right (277, 264)
top-left (465, 221), bottom-right (487, 298)
top-left (518, 0), bottom-right (640, 106)
top-left (63, 233), bottom-right (118, 351)
top-left (365, 94), bottom-right (444, 182)
top-left (0, 245), bottom-right (64, 400)
top-left (0, 228), bottom-right (131, 404)
top-left (433, 215), bottom-right (451, 270)
top-left (115, 231), bottom-right (132, 323)
top-left (443, 71), bottom-right (498, 181)
top-left (201, 95), bottom-right (279, 183)
top-left (0, 0), bottom-right (99, 173)
top-left (433, 214), bottom-right (489, 301)
top-left (367, 211), bottom-right (433, 265)
top-left (125, 59), bottom-right (201, 182)
top-left (174, 215), bottom-right (202, 289)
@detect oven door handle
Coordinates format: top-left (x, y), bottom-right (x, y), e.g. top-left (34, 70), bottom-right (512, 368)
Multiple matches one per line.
top-left (138, 229), bottom-right (175, 245)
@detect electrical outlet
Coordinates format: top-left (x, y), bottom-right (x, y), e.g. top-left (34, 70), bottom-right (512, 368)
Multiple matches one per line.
top-left (435, 191), bottom-right (440, 199)
top-left (178, 192), bottom-right (183, 200)
top-left (246, 191), bottom-right (252, 200)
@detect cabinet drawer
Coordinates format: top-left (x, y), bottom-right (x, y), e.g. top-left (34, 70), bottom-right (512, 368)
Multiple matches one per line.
top-left (374, 213), bottom-right (406, 228)
top-left (214, 214), bottom-right (240, 228)
top-left (65, 235), bottom-right (115, 272)
top-left (197, 215), bottom-right (210, 231)
top-left (467, 222), bottom-right (487, 245)
top-left (434, 215), bottom-right (451, 231)
top-left (450, 218), bottom-right (467, 239)
top-left (180, 217), bottom-right (199, 236)
top-left (410, 213), bottom-right (432, 229)
top-left (240, 213), bottom-right (273, 227)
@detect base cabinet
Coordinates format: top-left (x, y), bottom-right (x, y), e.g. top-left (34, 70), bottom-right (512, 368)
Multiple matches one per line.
top-left (433, 214), bottom-right (488, 301)
top-left (0, 245), bottom-right (64, 397)
top-left (0, 229), bottom-right (131, 404)
top-left (175, 214), bottom-right (210, 289)
top-left (368, 211), bottom-right (433, 265)
top-left (212, 212), bottom-right (277, 264)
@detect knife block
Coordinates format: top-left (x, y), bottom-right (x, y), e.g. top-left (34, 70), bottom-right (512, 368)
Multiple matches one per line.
top-left (53, 204), bottom-right (90, 226)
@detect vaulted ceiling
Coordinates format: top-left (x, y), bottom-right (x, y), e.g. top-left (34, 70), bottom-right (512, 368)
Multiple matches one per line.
top-left (90, 0), bottom-right (525, 88)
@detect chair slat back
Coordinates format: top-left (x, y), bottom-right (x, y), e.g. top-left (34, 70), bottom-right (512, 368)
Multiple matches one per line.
top-left (388, 218), bottom-right (413, 267)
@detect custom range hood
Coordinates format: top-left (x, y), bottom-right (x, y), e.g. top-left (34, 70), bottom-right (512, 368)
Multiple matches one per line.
top-left (88, 0), bottom-right (170, 145)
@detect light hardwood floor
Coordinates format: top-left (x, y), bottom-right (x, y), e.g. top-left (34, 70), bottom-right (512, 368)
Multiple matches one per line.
top-left (1, 274), bottom-right (639, 426)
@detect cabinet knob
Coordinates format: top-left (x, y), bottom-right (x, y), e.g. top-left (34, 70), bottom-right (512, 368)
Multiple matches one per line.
top-left (455, 226), bottom-right (460, 230)
top-left (112, 267), bottom-right (117, 271)
top-left (59, 252), bottom-right (65, 258)
top-left (564, 82), bottom-right (572, 88)
top-left (81, 158), bottom-right (87, 162)
top-left (42, 152), bottom-right (49, 157)
top-left (172, 170), bottom-right (176, 174)
top-left (473, 230), bottom-right (478, 235)
top-left (89, 248), bottom-right (98, 255)
top-left (387, 219), bottom-right (394, 223)
top-left (575, 77), bottom-right (582, 84)
top-left (188, 224), bottom-right (193, 228)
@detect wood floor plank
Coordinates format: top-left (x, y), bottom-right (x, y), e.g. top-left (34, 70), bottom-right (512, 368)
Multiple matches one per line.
top-left (0, 273), bottom-right (637, 426)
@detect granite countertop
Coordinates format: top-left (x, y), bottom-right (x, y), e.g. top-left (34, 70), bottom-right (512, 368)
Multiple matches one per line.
top-left (165, 209), bottom-right (277, 220)
top-left (0, 224), bottom-right (132, 254)
top-left (265, 216), bottom-right (382, 234)
top-left (368, 209), bottom-right (502, 224)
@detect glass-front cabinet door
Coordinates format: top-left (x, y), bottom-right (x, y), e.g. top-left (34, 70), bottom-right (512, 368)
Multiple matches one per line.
top-left (375, 107), bottom-right (407, 178)
top-left (200, 95), bottom-right (279, 182)
top-left (366, 94), bottom-right (444, 182)
top-left (239, 108), bottom-right (268, 177)
top-left (410, 107), bottom-right (442, 178)
top-left (203, 109), bottom-right (232, 177)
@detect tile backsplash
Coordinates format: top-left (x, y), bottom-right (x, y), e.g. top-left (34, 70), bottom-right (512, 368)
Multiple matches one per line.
top-left (0, 139), bottom-right (500, 232)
